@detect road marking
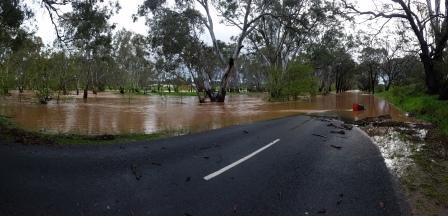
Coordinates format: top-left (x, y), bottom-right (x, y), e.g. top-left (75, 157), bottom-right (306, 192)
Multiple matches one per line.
top-left (203, 138), bottom-right (280, 181)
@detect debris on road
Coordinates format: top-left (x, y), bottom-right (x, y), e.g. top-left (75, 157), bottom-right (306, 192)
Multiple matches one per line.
top-left (319, 118), bottom-right (331, 122)
top-left (327, 123), bottom-right (345, 129)
top-left (317, 208), bottom-right (327, 214)
top-left (130, 164), bottom-right (142, 181)
top-left (312, 133), bottom-right (328, 139)
top-left (243, 130), bottom-right (249, 134)
top-left (342, 124), bottom-right (353, 130)
top-left (330, 145), bottom-right (342, 150)
top-left (337, 193), bottom-right (344, 205)
top-left (151, 162), bottom-right (162, 166)
top-left (330, 130), bottom-right (346, 135)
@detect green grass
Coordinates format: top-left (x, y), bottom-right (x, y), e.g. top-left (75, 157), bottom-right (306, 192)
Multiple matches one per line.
top-left (410, 152), bottom-right (448, 206)
top-left (377, 85), bottom-right (448, 136)
top-left (46, 132), bottom-right (171, 145)
top-left (0, 115), bottom-right (184, 145)
top-left (377, 85), bottom-right (448, 213)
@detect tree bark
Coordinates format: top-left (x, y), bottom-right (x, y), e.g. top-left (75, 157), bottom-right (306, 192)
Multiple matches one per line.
top-left (215, 57), bottom-right (235, 102)
top-left (344, 0), bottom-right (448, 99)
top-left (420, 53), bottom-right (440, 94)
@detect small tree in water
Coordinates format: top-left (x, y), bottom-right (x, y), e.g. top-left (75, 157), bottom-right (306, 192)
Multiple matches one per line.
top-left (268, 61), bottom-right (317, 100)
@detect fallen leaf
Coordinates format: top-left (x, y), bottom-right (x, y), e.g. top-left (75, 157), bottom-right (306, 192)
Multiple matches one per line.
top-left (317, 208), bottom-right (327, 214)
top-left (330, 145), bottom-right (342, 149)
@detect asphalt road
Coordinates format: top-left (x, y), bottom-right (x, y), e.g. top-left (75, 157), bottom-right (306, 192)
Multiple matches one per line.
top-left (0, 115), bottom-right (408, 216)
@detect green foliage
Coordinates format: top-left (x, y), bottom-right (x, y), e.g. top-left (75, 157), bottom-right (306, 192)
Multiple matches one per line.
top-left (284, 62), bottom-right (317, 98)
top-left (268, 61), bottom-right (317, 100)
top-left (0, 0), bottom-right (32, 57)
top-left (378, 85), bottom-right (448, 135)
top-left (267, 67), bottom-right (283, 98)
top-left (30, 56), bottom-right (54, 103)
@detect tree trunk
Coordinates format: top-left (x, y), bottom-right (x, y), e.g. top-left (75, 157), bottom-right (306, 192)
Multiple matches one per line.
top-left (439, 84), bottom-right (448, 100)
top-left (215, 58), bottom-right (235, 102)
top-left (369, 65), bottom-right (375, 94)
top-left (420, 53), bottom-right (441, 95)
top-left (83, 88), bottom-right (88, 99)
top-left (385, 82), bottom-right (391, 91)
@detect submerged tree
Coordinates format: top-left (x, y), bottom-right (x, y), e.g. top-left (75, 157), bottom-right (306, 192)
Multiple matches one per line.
top-left (139, 0), bottom-right (275, 102)
top-left (60, 0), bottom-right (119, 99)
top-left (112, 30), bottom-right (153, 93)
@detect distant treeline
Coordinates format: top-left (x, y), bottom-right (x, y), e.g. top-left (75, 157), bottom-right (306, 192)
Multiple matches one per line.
top-left (1, 0), bottom-right (446, 103)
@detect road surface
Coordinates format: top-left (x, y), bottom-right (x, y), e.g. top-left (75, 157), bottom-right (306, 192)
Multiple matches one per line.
top-left (0, 115), bottom-right (408, 215)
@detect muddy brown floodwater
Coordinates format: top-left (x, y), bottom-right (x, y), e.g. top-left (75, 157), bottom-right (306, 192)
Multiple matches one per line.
top-left (0, 91), bottom-right (410, 135)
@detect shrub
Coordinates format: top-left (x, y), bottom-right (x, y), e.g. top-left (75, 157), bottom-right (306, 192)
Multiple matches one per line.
top-left (267, 61), bottom-right (317, 100)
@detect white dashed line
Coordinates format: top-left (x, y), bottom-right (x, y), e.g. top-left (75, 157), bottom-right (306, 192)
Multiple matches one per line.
top-left (203, 139), bottom-right (280, 181)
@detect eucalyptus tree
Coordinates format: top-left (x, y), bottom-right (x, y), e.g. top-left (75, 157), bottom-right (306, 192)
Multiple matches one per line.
top-left (139, 0), bottom-right (274, 102)
top-left (395, 54), bottom-right (425, 86)
top-left (144, 6), bottom-right (203, 91)
top-left (139, 2), bottom-right (220, 102)
top-left (376, 39), bottom-right (412, 91)
top-left (47, 52), bottom-right (78, 95)
top-left (359, 47), bottom-right (386, 94)
top-left (343, 0), bottom-right (448, 99)
top-left (307, 27), bottom-right (356, 94)
top-left (8, 35), bottom-right (44, 94)
top-left (0, 0), bottom-right (33, 94)
top-left (237, 54), bottom-right (268, 92)
top-left (242, 0), bottom-right (349, 98)
top-left (247, 0), bottom-right (340, 70)
top-left (59, 0), bottom-right (119, 99)
top-left (0, 0), bottom-right (32, 53)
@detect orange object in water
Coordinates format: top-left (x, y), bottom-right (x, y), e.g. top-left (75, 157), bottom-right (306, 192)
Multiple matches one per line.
top-left (352, 103), bottom-right (365, 111)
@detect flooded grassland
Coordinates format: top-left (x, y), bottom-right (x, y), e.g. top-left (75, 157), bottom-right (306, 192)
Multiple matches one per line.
top-left (0, 91), bottom-right (406, 135)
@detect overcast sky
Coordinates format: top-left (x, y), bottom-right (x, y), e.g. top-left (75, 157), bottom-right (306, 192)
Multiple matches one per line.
top-left (32, 0), bottom-right (240, 46)
top-left (31, 0), bottom-right (393, 47)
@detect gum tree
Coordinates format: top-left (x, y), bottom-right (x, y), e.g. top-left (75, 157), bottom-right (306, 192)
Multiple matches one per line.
top-left (343, 0), bottom-right (448, 99)
top-left (139, 0), bottom-right (272, 102)
top-left (60, 0), bottom-right (119, 99)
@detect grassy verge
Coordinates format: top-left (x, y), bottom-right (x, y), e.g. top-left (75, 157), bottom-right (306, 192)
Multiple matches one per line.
top-left (399, 145), bottom-right (448, 215)
top-left (0, 115), bottom-right (184, 145)
top-left (377, 85), bottom-right (448, 136)
top-left (376, 86), bottom-right (448, 215)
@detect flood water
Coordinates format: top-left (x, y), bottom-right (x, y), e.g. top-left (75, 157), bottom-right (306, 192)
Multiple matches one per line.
top-left (0, 91), bottom-right (410, 135)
